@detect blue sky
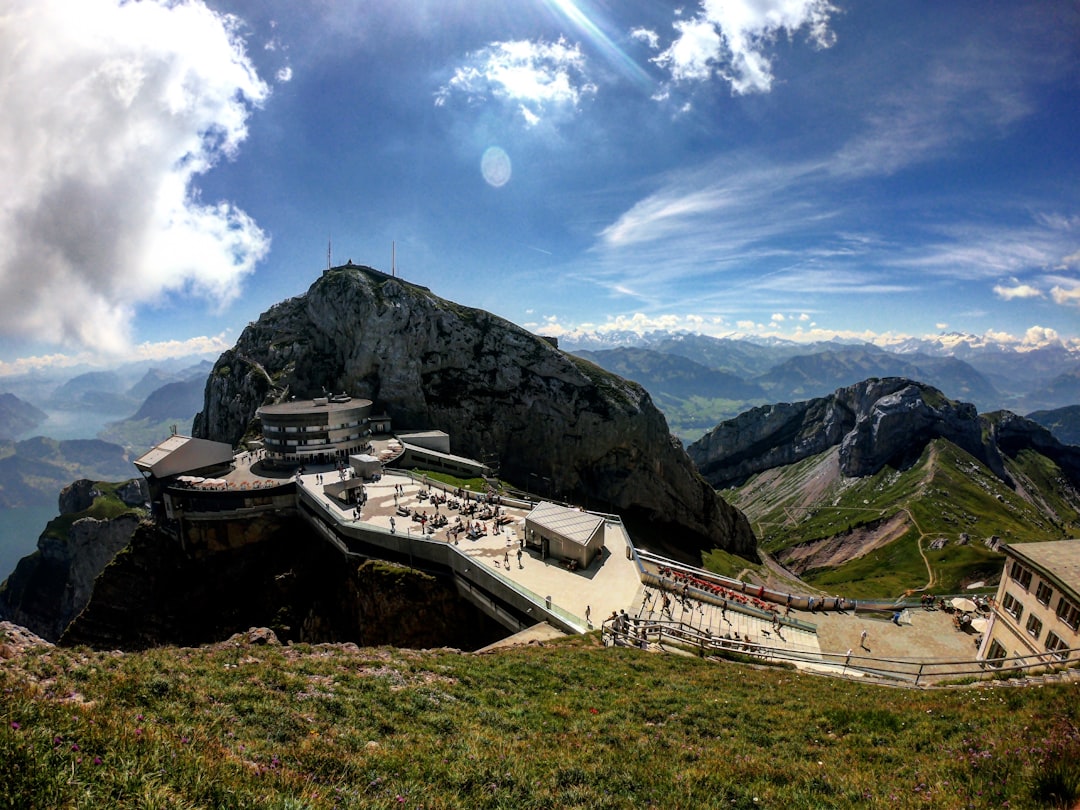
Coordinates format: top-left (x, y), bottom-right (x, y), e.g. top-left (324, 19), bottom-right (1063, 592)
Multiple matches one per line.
top-left (1, 0), bottom-right (1078, 376)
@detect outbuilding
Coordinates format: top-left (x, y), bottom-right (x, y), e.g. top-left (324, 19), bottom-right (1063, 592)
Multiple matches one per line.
top-left (523, 501), bottom-right (605, 569)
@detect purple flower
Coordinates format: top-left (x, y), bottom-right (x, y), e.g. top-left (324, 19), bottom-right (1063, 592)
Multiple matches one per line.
top-left (93, 756), bottom-right (102, 766)
top-left (71, 743), bottom-right (80, 752)
top-left (9, 722), bottom-right (20, 730)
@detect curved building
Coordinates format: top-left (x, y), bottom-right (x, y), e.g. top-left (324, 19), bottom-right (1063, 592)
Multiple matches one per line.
top-left (257, 396), bottom-right (374, 465)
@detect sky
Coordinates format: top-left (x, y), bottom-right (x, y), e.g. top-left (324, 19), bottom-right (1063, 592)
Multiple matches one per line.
top-left (0, 0), bottom-right (1078, 377)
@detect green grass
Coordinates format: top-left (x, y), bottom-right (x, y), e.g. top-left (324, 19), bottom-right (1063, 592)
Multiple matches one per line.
top-left (41, 481), bottom-right (145, 542)
top-left (410, 470), bottom-right (494, 493)
top-left (2, 636), bottom-right (1079, 809)
top-left (729, 439), bottom-right (1080, 598)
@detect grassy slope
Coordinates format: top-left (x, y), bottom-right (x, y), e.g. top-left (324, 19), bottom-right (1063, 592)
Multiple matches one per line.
top-left (2, 634), bottom-right (1079, 809)
top-left (723, 439), bottom-right (1080, 598)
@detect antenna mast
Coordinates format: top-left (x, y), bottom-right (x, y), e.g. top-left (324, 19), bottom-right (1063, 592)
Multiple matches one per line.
top-left (327, 234), bottom-right (332, 270)
top-left (392, 241), bottom-right (396, 277)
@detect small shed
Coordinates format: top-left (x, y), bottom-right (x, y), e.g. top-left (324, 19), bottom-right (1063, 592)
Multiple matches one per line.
top-left (349, 453), bottom-right (383, 479)
top-left (524, 501), bottom-right (605, 569)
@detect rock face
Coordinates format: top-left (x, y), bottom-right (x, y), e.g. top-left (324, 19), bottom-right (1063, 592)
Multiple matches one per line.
top-left (60, 515), bottom-right (505, 651)
top-left (0, 479), bottom-right (147, 640)
top-left (688, 378), bottom-right (1080, 489)
top-left (193, 263), bottom-right (754, 559)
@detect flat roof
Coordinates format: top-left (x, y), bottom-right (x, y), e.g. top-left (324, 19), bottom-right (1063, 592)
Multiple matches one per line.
top-left (1005, 539), bottom-right (1080, 598)
top-left (257, 398), bottom-right (372, 416)
top-left (133, 434), bottom-right (235, 478)
top-left (526, 501), bottom-right (605, 547)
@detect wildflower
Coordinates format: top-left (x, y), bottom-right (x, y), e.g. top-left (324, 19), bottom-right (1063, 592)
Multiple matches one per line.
top-left (71, 743), bottom-right (80, 752)
top-left (93, 756), bottom-right (102, 766)
top-left (9, 722), bottom-right (20, 730)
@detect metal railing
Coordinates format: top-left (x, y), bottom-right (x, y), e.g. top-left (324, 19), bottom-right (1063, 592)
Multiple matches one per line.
top-left (602, 614), bottom-right (1080, 686)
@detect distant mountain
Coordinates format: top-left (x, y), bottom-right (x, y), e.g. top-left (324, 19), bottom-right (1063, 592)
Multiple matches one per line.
top-left (0, 393), bottom-right (47, 440)
top-left (753, 348), bottom-right (1000, 407)
top-left (1022, 368), bottom-right (1080, 413)
top-left (0, 437), bottom-right (132, 508)
top-left (688, 378), bottom-right (1080, 597)
top-left (1028, 405), bottom-right (1080, 447)
top-left (571, 347), bottom-right (767, 439)
top-left (99, 375), bottom-right (208, 455)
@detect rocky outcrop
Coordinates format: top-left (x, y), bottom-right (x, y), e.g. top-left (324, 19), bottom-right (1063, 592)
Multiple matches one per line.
top-left (688, 378), bottom-right (1073, 489)
top-left (60, 516), bottom-right (504, 651)
top-left (0, 479), bottom-right (146, 640)
top-left (193, 263), bottom-right (754, 559)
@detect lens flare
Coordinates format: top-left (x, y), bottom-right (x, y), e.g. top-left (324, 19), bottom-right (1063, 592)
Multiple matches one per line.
top-left (481, 146), bottom-right (512, 187)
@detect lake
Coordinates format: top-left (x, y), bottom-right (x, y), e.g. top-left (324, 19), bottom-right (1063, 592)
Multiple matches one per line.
top-left (0, 504), bottom-right (57, 584)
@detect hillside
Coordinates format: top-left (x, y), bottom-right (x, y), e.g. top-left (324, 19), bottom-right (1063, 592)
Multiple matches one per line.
top-left (697, 380), bottom-right (1080, 597)
top-left (0, 393), bottom-right (47, 440)
top-left (3, 625), bottom-right (1079, 809)
top-left (1029, 405), bottom-right (1080, 446)
top-left (0, 437), bottom-right (133, 508)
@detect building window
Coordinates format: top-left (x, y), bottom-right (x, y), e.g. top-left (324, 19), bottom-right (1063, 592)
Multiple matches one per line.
top-left (1009, 561), bottom-right (1033, 590)
top-left (986, 639), bottom-right (1007, 668)
top-left (1056, 597), bottom-right (1080, 631)
top-left (1036, 581), bottom-right (1053, 606)
top-left (1002, 592), bottom-right (1023, 621)
top-left (1046, 631), bottom-right (1070, 661)
top-left (1025, 614), bottom-right (1043, 641)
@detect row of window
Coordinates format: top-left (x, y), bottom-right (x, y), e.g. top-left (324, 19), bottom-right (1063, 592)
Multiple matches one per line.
top-left (1009, 562), bottom-right (1080, 631)
top-left (986, 632), bottom-right (1071, 666)
top-left (264, 420), bottom-right (365, 434)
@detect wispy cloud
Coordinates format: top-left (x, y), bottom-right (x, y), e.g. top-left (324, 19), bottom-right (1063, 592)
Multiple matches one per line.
top-left (435, 37), bottom-right (596, 125)
top-left (0, 0), bottom-right (269, 355)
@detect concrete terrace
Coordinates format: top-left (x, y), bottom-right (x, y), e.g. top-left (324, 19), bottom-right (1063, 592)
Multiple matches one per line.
top-left (296, 468), bottom-right (644, 632)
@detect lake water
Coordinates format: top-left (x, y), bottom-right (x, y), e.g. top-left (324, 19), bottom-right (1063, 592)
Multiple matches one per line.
top-left (0, 504), bottom-right (57, 584)
top-left (30, 409), bottom-right (128, 441)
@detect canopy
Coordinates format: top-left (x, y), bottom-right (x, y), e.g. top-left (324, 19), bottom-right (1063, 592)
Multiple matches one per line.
top-left (950, 597), bottom-right (978, 612)
top-left (969, 616), bottom-right (989, 633)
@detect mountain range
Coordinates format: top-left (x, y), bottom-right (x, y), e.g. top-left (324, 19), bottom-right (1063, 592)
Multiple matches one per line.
top-left (563, 330), bottom-right (1080, 441)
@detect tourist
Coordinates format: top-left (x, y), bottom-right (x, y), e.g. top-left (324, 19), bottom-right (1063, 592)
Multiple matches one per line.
top-left (859, 629), bottom-right (868, 650)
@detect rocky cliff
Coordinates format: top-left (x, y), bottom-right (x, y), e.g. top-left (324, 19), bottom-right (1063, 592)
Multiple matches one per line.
top-left (60, 515), bottom-right (504, 651)
top-left (0, 479), bottom-right (147, 640)
top-left (688, 377), bottom-right (1080, 489)
top-left (193, 263), bottom-right (754, 559)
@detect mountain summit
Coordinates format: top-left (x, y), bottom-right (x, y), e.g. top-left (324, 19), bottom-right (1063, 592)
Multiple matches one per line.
top-left (193, 264), bottom-right (754, 558)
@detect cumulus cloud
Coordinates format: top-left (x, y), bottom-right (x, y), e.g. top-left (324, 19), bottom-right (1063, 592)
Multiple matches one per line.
top-left (435, 37), bottom-right (596, 125)
top-left (276, 65), bottom-right (293, 83)
top-left (993, 282), bottom-right (1044, 301)
top-left (630, 27), bottom-right (660, 50)
top-left (652, 0), bottom-right (837, 94)
top-left (0, 0), bottom-right (269, 354)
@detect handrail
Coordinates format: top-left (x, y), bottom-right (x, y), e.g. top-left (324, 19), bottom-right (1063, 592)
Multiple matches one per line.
top-left (601, 614), bottom-right (1080, 686)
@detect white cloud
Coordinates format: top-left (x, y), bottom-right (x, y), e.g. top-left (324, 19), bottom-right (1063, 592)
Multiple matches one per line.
top-left (0, 0), bottom-right (269, 355)
top-left (0, 333), bottom-right (232, 378)
top-left (435, 37), bottom-right (596, 125)
top-left (1023, 326), bottom-right (1061, 346)
top-left (652, 0), bottom-right (837, 94)
top-left (993, 282), bottom-right (1044, 301)
top-left (1050, 279), bottom-right (1080, 307)
top-left (276, 65), bottom-right (293, 83)
top-left (770, 313), bottom-right (785, 322)
top-left (630, 27), bottom-right (660, 50)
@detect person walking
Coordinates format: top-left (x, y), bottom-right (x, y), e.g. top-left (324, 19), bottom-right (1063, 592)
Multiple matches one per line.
top-left (859, 628), bottom-right (869, 650)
